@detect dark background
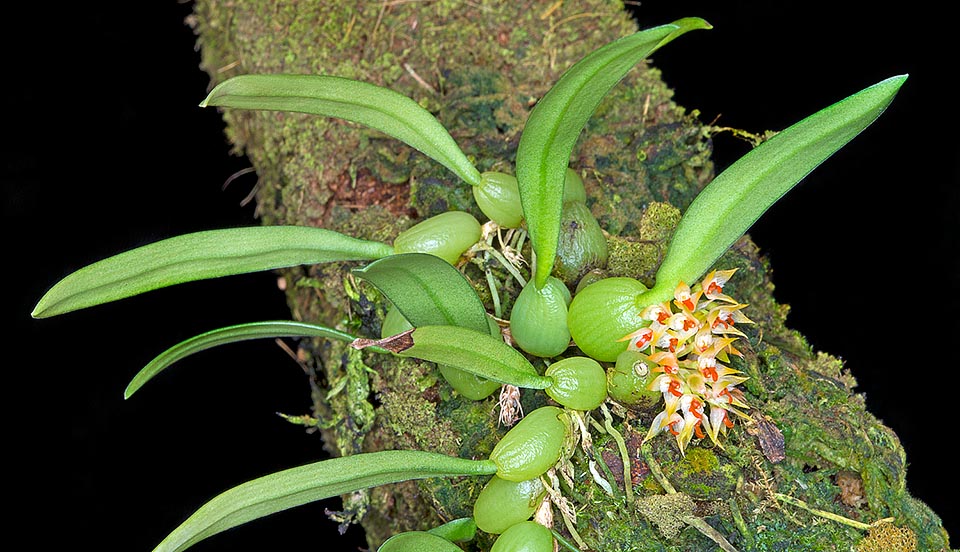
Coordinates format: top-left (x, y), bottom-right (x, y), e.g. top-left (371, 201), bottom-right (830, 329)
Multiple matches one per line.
top-left (7, 2), bottom-right (956, 551)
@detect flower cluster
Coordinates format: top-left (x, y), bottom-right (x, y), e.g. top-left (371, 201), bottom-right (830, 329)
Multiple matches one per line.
top-left (619, 269), bottom-right (752, 454)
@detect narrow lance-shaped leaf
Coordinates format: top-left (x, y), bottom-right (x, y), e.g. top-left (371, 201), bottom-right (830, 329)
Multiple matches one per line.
top-left (32, 226), bottom-right (394, 318)
top-left (639, 74), bottom-right (908, 306)
top-left (516, 18), bottom-right (711, 287)
top-left (379, 532), bottom-right (466, 552)
top-left (355, 326), bottom-right (551, 389)
top-left (426, 517), bottom-right (478, 542)
top-left (202, 74), bottom-right (481, 186)
top-left (352, 253), bottom-right (489, 332)
top-left (124, 321), bottom-right (386, 399)
top-left (152, 450), bottom-right (497, 552)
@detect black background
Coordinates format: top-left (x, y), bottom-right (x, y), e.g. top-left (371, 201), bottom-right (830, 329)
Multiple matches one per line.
top-left (7, 2), bottom-right (957, 551)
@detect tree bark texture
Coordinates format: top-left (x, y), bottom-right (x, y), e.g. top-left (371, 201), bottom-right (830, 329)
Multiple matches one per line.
top-left (188, 2), bottom-right (948, 550)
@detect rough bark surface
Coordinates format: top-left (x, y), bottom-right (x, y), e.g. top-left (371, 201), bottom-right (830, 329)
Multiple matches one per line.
top-left (189, 2), bottom-right (949, 551)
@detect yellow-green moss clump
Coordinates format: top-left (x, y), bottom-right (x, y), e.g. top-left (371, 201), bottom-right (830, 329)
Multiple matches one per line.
top-left (857, 522), bottom-right (918, 552)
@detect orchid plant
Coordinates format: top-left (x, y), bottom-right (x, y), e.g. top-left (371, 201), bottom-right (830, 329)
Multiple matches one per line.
top-left (33, 17), bottom-right (906, 552)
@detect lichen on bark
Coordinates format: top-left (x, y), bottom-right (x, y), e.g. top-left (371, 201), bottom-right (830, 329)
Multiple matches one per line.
top-left (189, 1), bottom-right (950, 550)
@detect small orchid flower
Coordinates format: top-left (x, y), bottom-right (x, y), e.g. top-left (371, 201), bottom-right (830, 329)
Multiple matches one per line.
top-left (700, 269), bottom-right (739, 304)
top-left (619, 326), bottom-right (654, 350)
top-left (695, 355), bottom-right (743, 383)
top-left (675, 394), bottom-right (707, 453)
top-left (644, 392), bottom-right (683, 443)
top-left (667, 311), bottom-right (700, 333)
top-left (707, 303), bottom-right (753, 336)
top-left (649, 372), bottom-right (685, 398)
top-left (641, 303), bottom-right (672, 324)
top-left (649, 351), bottom-right (680, 373)
top-left (704, 403), bottom-right (733, 446)
top-left (694, 328), bottom-right (717, 354)
top-left (673, 281), bottom-right (702, 313)
top-left (654, 328), bottom-right (680, 353)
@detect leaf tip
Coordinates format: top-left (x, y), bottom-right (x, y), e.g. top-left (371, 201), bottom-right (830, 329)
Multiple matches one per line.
top-left (198, 91), bottom-right (215, 108)
top-left (869, 74), bottom-right (909, 97)
top-left (533, 266), bottom-right (550, 291)
top-left (887, 73), bottom-right (909, 87)
top-left (672, 17), bottom-right (713, 31)
top-left (199, 80), bottom-right (229, 108)
top-left (31, 293), bottom-right (59, 318)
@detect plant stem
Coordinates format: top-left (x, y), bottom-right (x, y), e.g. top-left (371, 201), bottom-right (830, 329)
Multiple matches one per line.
top-left (727, 497), bottom-right (754, 547)
top-left (681, 515), bottom-right (740, 552)
top-left (774, 493), bottom-right (885, 531)
top-left (485, 269), bottom-right (502, 317)
top-left (601, 404), bottom-right (633, 502)
top-left (551, 529), bottom-right (581, 552)
top-left (487, 246), bottom-right (528, 287)
top-left (640, 442), bottom-right (676, 494)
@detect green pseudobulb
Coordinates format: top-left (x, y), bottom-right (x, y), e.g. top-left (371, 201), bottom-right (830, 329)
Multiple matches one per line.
top-left (567, 277), bottom-right (648, 362)
top-left (509, 277), bottom-right (571, 358)
top-left (490, 406), bottom-right (571, 481)
top-left (473, 475), bottom-right (546, 534)
top-left (607, 350), bottom-right (662, 410)
top-left (393, 211), bottom-right (481, 265)
top-left (490, 521), bottom-right (555, 552)
top-left (475, 171), bottom-right (523, 228)
top-left (544, 356), bottom-right (607, 411)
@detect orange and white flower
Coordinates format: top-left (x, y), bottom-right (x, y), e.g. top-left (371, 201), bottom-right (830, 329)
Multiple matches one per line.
top-left (628, 269), bottom-right (754, 455)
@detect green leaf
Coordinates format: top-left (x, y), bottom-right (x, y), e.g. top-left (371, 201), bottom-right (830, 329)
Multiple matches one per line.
top-left (32, 226), bottom-right (393, 318)
top-left (124, 321), bottom-right (383, 399)
top-left (353, 253), bottom-right (488, 332)
top-left (640, 74), bottom-right (909, 305)
top-left (379, 531), bottom-right (466, 552)
top-left (152, 450), bottom-right (497, 552)
top-left (516, 18), bottom-right (711, 287)
top-left (426, 517), bottom-right (478, 542)
top-left (401, 326), bottom-right (550, 389)
top-left (202, 74), bottom-right (481, 186)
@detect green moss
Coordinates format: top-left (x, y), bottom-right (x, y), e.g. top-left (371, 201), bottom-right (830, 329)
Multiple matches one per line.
top-left (320, 345), bottom-right (376, 456)
top-left (682, 448), bottom-right (719, 475)
top-left (638, 201), bottom-right (683, 242)
top-left (605, 201), bottom-right (681, 284)
top-left (749, 516), bottom-right (859, 551)
top-left (409, 170), bottom-right (482, 219)
top-left (636, 493), bottom-right (696, 540)
top-left (592, 506), bottom-right (666, 551)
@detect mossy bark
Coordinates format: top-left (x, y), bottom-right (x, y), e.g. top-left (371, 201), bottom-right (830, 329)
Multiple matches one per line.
top-left (189, 2), bottom-right (950, 551)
